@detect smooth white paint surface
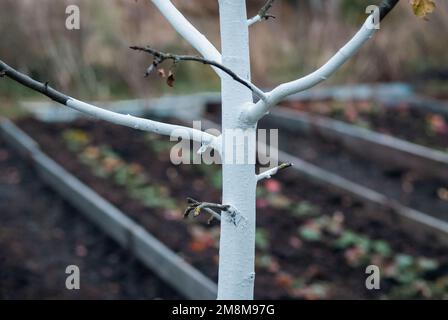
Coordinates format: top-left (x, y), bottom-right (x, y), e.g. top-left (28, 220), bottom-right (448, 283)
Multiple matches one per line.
top-left (217, 0), bottom-right (257, 300)
top-left (151, 0), bottom-right (222, 76)
top-left (246, 15), bottom-right (377, 123)
top-left (67, 98), bottom-right (216, 146)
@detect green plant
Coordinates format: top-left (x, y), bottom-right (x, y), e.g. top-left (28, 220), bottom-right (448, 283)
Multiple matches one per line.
top-left (63, 135), bottom-right (179, 211)
top-left (62, 129), bottom-right (90, 152)
top-left (255, 229), bottom-right (270, 251)
top-left (291, 201), bottom-right (320, 217)
top-left (299, 222), bottom-right (322, 242)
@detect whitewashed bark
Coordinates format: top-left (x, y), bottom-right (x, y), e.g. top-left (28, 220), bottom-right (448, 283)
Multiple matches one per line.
top-left (150, 0), bottom-right (223, 76)
top-left (66, 99), bottom-right (216, 145)
top-left (245, 15), bottom-right (377, 123)
top-left (247, 14), bottom-right (262, 26)
top-left (217, 0), bottom-right (257, 300)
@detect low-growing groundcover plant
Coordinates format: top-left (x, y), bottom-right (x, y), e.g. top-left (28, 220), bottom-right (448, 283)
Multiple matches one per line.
top-left (0, 0), bottom-right (436, 299)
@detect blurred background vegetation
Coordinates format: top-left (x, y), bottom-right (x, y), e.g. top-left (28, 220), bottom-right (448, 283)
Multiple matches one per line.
top-left (0, 0), bottom-right (447, 105)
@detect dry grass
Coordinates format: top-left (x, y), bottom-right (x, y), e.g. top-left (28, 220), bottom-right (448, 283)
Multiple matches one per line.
top-left (0, 0), bottom-right (447, 100)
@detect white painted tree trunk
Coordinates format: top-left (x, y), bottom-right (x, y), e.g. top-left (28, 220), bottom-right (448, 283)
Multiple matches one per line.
top-left (217, 0), bottom-right (257, 300)
top-left (1, 0), bottom-right (400, 302)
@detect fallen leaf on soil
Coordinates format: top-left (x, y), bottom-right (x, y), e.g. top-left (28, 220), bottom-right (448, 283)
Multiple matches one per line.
top-left (275, 272), bottom-right (294, 289)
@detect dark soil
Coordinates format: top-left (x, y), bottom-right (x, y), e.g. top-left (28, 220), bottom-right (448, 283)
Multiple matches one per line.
top-left (15, 117), bottom-right (448, 299)
top-left (0, 138), bottom-right (181, 299)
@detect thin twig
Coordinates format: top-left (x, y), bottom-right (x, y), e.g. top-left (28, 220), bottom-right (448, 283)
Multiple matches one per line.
top-left (184, 197), bottom-right (227, 223)
top-left (130, 46), bottom-right (267, 101)
top-left (379, 0), bottom-right (400, 21)
top-left (256, 162), bottom-right (292, 182)
top-left (259, 0), bottom-right (276, 20)
top-left (247, 0), bottom-right (276, 26)
top-left (0, 60), bottom-right (69, 105)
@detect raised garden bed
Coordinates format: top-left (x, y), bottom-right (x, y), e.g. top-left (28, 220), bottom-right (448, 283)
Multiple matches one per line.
top-left (13, 117), bottom-right (448, 299)
top-left (281, 99), bottom-right (448, 152)
top-left (0, 137), bottom-right (180, 299)
top-left (260, 113), bottom-right (447, 219)
top-left (204, 105), bottom-right (448, 235)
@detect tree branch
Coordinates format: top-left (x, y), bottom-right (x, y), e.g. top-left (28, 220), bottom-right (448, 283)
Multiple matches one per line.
top-left (256, 162), bottom-right (292, 182)
top-left (184, 197), bottom-right (227, 223)
top-left (130, 46), bottom-right (267, 101)
top-left (379, 0), bottom-right (400, 20)
top-left (184, 198), bottom-right (245, 226)
top-left (0, 59), bottom-right (218, 148)
top-left (247, 0), bottom-right (276, 26)
top-left (244, 0), bottom-right (400, 123)
top-left (150, 0), bottom-right (223, 77)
